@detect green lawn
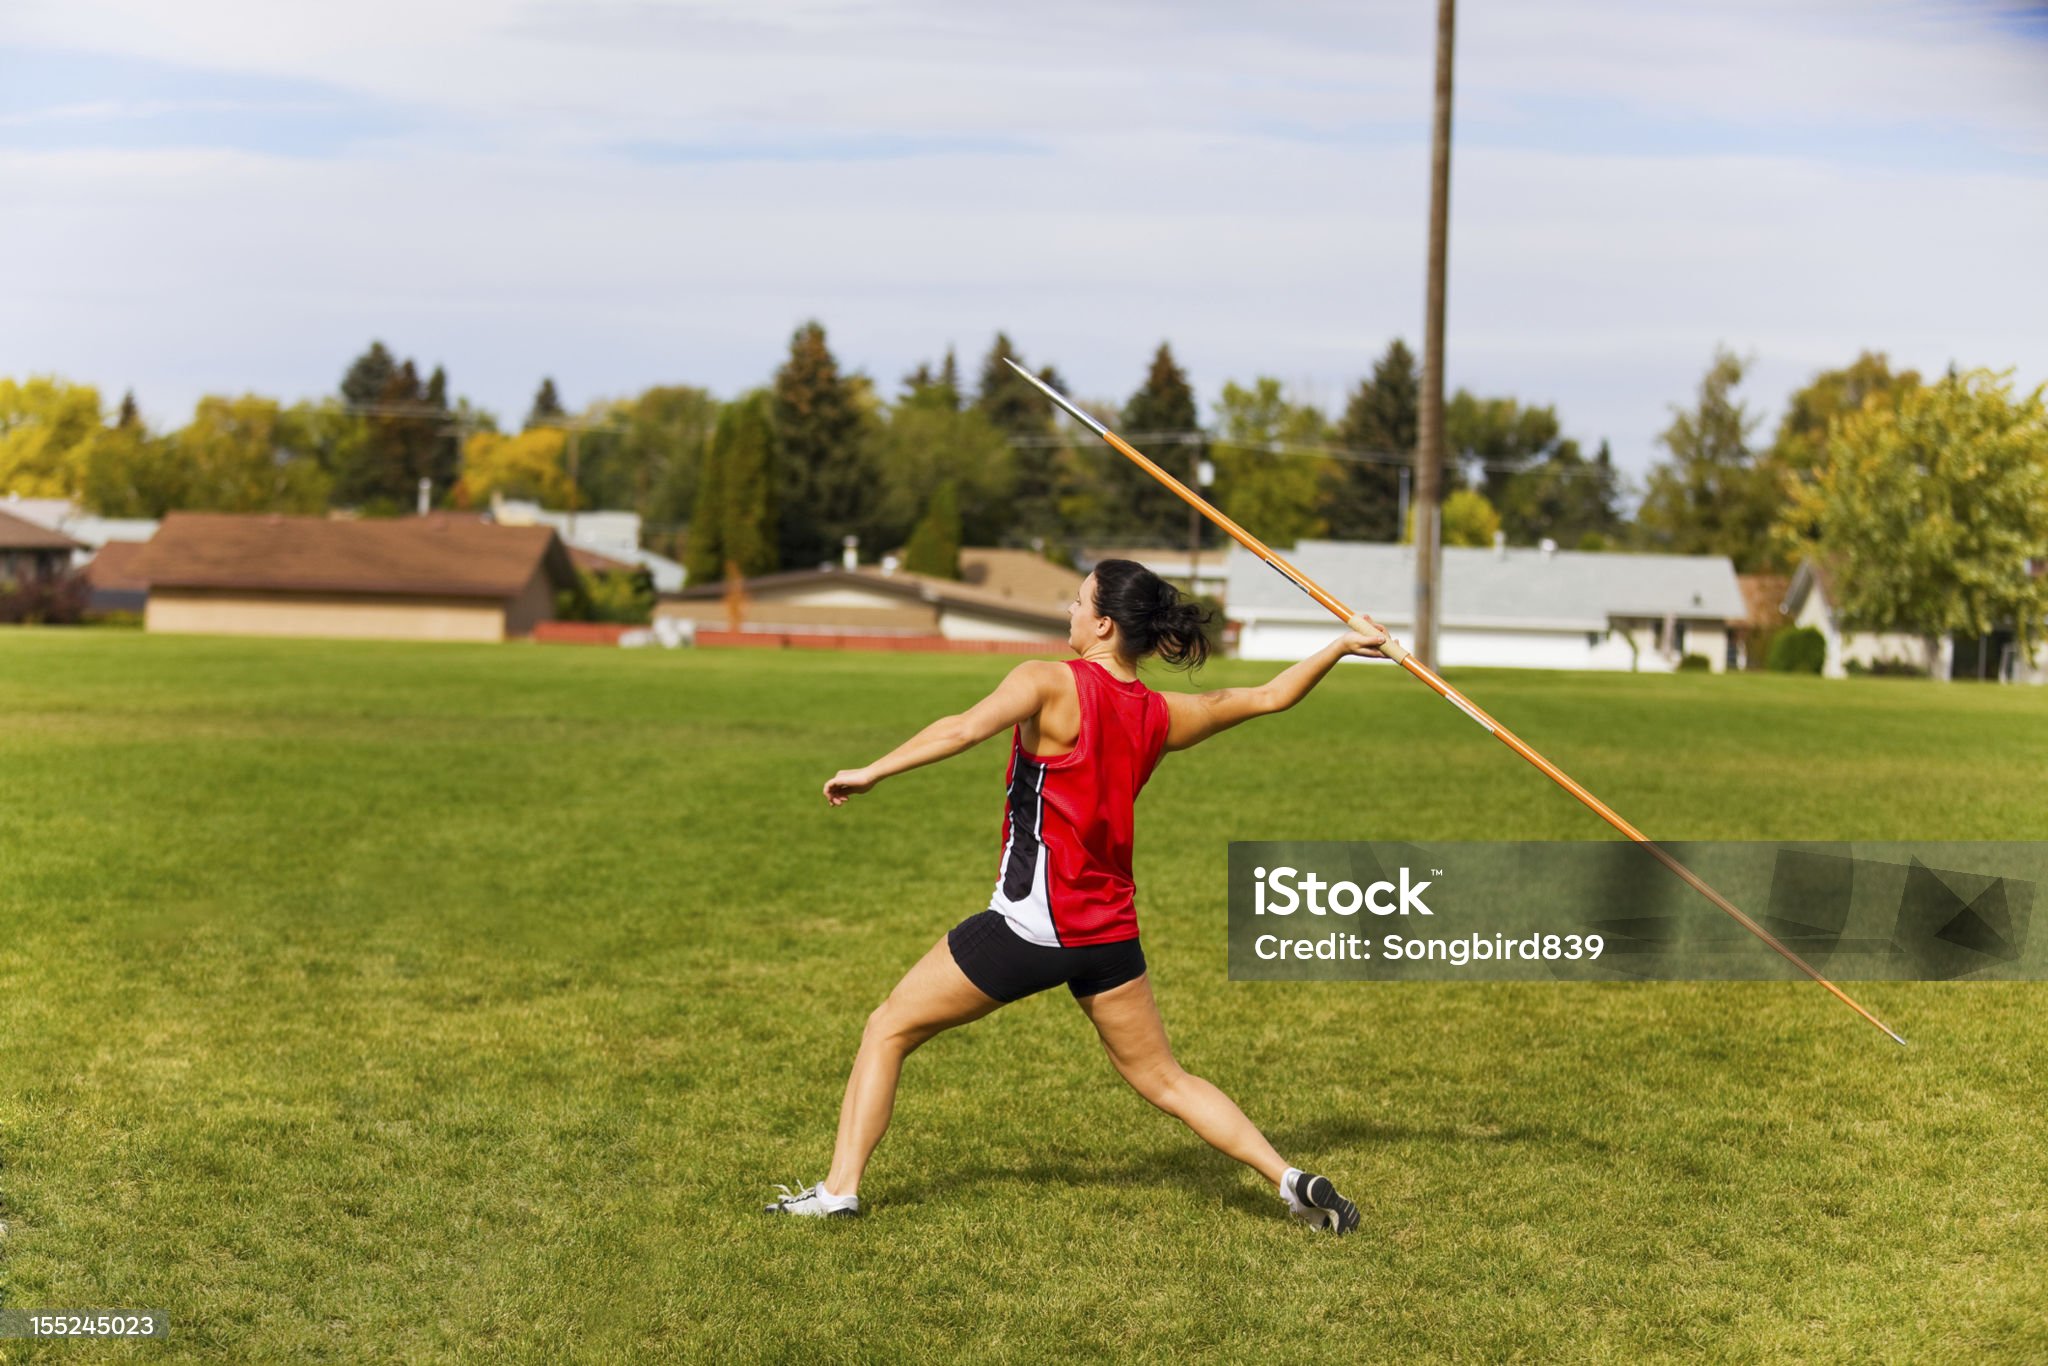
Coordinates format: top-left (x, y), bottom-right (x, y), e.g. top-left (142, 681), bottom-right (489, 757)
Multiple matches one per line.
top-left (3, 631), bottom-right (2045, 1362)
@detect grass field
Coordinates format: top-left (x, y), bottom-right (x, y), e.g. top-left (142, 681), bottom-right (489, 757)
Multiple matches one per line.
top-left (3, 631), bottom-right (2046, 1362)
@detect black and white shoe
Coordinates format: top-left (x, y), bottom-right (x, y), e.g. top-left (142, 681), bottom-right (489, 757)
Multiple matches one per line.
top-left (1290, 1173), bottom-right (1360, 1235)
top-left (762, 1182), bottom-right (862, 1219)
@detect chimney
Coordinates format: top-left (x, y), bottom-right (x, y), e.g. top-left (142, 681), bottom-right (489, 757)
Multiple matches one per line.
top-left (842, 535), bottom-right (859, 571)
top-left (1493, 530), bottom-right (1506, 559)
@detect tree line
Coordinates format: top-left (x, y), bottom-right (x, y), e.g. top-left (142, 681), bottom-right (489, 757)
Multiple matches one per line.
top-left (3, 327), bottom-right (2043, 649)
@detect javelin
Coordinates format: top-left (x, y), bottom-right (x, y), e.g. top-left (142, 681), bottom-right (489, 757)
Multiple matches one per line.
top-left (1004, 358), bottom-right (1905, 1046)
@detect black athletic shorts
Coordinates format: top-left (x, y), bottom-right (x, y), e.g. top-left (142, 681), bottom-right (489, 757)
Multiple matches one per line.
top-left (946, 909), bottom-right (1147, 1003)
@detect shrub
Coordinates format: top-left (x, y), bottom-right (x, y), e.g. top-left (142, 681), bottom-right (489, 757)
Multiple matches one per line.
top-left (1677, 653), bottom-right (1712, 672)
top-left (1767, 626), bottom-right (1826, 674)
top-left (0, 572), bottom-right (88, 625)
top-left (555, 569), bottom-right (656, 625)
top-left (1868, 658), bottom-right (1926, 678)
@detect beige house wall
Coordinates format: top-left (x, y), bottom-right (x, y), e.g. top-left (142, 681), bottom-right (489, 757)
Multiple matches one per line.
top-left (654, 578), bottom-right (1062, 641)
top-left (656, 599), bottom-right (938, 631)
top-left (936, 606), bottom-right (1064, 644)
top-left (147, 588), bottom-right (509, 642)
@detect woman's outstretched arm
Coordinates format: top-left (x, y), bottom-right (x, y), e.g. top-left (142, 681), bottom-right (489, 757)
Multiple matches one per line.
top-left (1161, 626), bottom-right (1388, 753)
top-left (823, 660), bottom-right (1061, 805)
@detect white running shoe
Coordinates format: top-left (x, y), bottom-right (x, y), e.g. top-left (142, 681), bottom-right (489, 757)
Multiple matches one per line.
top-left (1286, 1172), bottom-right (1360, 1235)
top-left (762, 1182), bottom-right (862, 1219)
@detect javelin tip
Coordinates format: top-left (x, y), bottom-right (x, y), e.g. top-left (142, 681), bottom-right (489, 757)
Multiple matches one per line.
top-left (1002, 358), bottom-right (1108, 437)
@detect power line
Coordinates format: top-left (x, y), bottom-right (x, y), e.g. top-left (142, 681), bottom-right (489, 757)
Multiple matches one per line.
top-left (1007, 428), bottom-right (1619, 480)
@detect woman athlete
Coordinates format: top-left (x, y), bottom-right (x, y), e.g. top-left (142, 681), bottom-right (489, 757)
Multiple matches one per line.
top-left (767, 559), bottom-right (1387, 1231)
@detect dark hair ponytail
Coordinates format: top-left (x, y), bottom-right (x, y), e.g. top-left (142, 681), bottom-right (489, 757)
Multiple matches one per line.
top-left (1090, 559), bottom-right (1213, 670)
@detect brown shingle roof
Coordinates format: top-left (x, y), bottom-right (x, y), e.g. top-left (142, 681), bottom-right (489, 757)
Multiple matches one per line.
top-left (666, 565), bottom-right (1067, 632)
top-left (83, 539), bottom-right (151, 593)
top-left (0, 507), bottom-right (85, 551)
top-left (957, 547), bottom-right (1083, 609)
top-left (135, 512), bottom-right (577, 599)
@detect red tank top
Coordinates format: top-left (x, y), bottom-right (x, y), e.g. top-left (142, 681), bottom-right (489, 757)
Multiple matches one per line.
top-left (987, 659), bottom-right (1172, 947)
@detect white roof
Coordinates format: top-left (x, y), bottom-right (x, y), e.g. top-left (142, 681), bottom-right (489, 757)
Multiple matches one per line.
top-left (605, 545), bottom-right (685, 593)
top-left (490, 497), bottom-right (641, 555)
top-left (1225, 540), bottom-right (1745, 630)
top-left (1, 497), bottom-right (158, 548)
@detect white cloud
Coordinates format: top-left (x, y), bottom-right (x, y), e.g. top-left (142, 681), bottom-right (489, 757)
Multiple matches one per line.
top-left (2, 0), bottom-right (2043, 478)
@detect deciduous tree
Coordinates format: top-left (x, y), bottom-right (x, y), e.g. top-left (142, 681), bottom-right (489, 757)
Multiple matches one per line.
top-left (0, 376), bottom-right (104, 497)
top-left (1778, 369), bottom-right (2048, 666)
top-left (1210, 378), bottom-right (1329, 547)
top-left (455, 428), bottom-right (575, 509)
top-left (173, 395), bottom-right (331, 513)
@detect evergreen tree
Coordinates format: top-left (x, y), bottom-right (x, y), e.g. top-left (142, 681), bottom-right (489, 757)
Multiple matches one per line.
top-left (1446, 390), bottom-right (1562, 503)
top-left (685, 414), bottom-right (731, 586)
top-left (422, 365), bottom-right (459, 496)
top-left (527, 378), bottom-right (565, 430)
top-left (329, 344), bottom-right (461, 511)
top-left (341, 342), bottom-right (396, 409)
top-left (1325, 339), bottom-right (1418, 541)
top-left (686, 391), bottom-right (779, 584)
top-left (973, 332), bottom-right (1069, 544)
top-left (903, 481), bottom-right (963, 578)
top-left (1497, 438), bottom-right (1625, 547)
top-left (976, 332), bottom-right (1053, 435)
top-left (772, 320), bottom-right (874, 568)
top-left (901, 357), bottom-right (960, 413)
top-left (116, 390), bottom-right (140, 429)
top-left (1106, 343), bottom-right (1202, 544)
top-left (1637, 348), bottom-right (1780, 570)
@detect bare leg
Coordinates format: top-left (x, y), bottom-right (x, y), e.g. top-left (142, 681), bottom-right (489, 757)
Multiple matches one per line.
top-left (1074, 973), bottom-right (1288, 1185)
top-left (824, 936), bottom-right (1001, 1196)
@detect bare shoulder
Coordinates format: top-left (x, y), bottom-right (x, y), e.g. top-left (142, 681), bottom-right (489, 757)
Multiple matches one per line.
top-left (1008, 658), bottom-right (1069, 696)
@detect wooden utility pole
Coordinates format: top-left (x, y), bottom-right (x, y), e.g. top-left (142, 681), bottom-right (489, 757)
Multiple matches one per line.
top-left (1414, 0), bottom-right (1456, 669)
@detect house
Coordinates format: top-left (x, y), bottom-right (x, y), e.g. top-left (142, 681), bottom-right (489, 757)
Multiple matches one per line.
top-left (1081, 546), bottom-right (1231, 599)
top-left (1779, 560), bottom-right (1951, 678)
top-left (1225, 539), bottom-right (1746, 671)
top-left (957, 547), bottom-right (1084, 613)
top-left (0, 507), bottom-right (84, 584)
top-left (656, 563), bottom-right (1069, 646)
top-left (81, 539), bottom-right (151, 614)
top-left (489, 495), bottom-right (686, 592)
top-left (1, 495), bottom-right (159, 567)
top-left (134, 512), bottom-right (579, 643)
top-left (1779, 558), bottom-right (2048, 682)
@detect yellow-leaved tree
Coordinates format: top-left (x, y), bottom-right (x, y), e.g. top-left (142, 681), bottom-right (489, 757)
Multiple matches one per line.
top-left (1404, 487), bottom-right (1502, 547)
top-left (0, 377), bottom-right (104, 498)
top-left (455, 429), bottom-right (575, 509)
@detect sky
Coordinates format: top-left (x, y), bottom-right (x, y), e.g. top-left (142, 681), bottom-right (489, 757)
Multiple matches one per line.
top-left (3, 0), bottom-right (2046, 490)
